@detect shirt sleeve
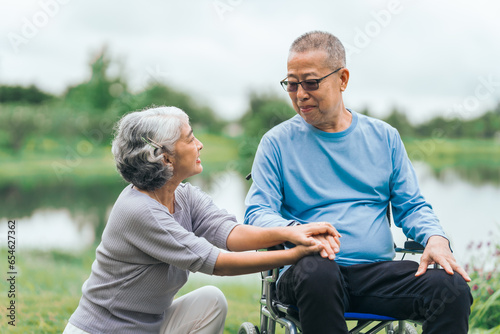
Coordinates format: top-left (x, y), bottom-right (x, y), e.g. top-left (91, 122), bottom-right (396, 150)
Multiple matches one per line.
top-left (244, 135), bottom-right (293, 227)
top-left (388, 130), bottom-right (447, 246)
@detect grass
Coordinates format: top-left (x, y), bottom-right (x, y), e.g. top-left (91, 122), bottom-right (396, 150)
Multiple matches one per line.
top-left (403, 137), bottom-right (500, 172)
top-left (0, 248), bottom-right (96, 333)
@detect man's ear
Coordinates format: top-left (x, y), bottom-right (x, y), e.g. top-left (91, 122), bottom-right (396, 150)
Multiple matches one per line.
top-left (340, 68), bottom-right (350, 91)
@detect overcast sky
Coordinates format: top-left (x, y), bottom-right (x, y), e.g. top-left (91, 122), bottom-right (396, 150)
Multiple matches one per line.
top-left (1, 0), bottom-right (500, 123)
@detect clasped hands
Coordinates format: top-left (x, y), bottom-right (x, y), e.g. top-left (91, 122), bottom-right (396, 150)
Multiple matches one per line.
top-left (286, 222), bottom-right (341, 260)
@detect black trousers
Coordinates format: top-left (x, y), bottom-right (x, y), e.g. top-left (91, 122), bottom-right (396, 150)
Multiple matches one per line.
top-left (277, 255), bottom-right (472, 334)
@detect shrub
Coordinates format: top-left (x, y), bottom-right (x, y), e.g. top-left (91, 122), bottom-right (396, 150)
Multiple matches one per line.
top-left (466, 234), bottom-right (500, 331)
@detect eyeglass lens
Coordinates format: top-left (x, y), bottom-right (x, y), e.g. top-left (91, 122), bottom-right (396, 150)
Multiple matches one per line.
top-left (284, 80), bottom-right (319, 92)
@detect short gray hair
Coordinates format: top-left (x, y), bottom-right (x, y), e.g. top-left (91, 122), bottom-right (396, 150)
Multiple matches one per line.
top-left (111, 106), bottom-right (189, 191)
top-left (289, 31), bottom-right (346, 69)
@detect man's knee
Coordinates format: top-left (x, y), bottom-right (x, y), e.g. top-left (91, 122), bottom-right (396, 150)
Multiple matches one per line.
top-left (293, 255), bottom-right (343, 291)
top-left (424, 269), bottom-right (472, 315)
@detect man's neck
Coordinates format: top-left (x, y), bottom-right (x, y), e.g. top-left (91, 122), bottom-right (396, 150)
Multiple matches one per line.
top-left (315, 107), bottom-right (352, 133)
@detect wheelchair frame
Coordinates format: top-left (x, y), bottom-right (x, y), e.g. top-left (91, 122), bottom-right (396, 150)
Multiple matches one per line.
top-left (239, 241), bottom-right (425, 334)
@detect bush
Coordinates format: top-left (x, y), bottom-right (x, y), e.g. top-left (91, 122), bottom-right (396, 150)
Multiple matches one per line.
top-left (466, 234), bottom-right (500, 331)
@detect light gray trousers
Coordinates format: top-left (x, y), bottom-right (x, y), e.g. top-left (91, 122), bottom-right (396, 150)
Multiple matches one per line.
top-left (63, 285), bottom-right (228, 334)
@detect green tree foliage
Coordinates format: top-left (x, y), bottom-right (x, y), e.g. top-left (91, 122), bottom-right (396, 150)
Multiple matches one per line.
top-left (64, 47), bottom-right (126, 112)
top-left (0, 84), bottom-right (54, 104)
top-left (0, 47), bottom-right (227, 153)
top-left (0, 104), bottom-right (40, 153)
top-left (384, 108), bottom-right (415, 137)
top-left (411, 103), bottom-right (500, 139)
top-left (237, 93), bottom-right (296, 174)
top-left (114, 83), bottom-right (225, 133)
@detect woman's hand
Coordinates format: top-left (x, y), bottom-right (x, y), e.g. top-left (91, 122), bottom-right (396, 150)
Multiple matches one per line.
top-left (291, 242), bottom-right (325, 259)
top-left (287, 223), bottom-right (341, 260)
top-left (214, 241), bottom-right (325, 276)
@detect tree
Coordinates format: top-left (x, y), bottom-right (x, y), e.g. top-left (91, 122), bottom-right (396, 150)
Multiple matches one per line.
top-left (64, 46), bottom-right (127, 112)
top-left (237, 93), bottom-right (296, 174)
top-left (0, 105), bottom-right (39, 153)
top-left (114, 83), bottom-right (225, 133)
top-left (0, 84), bottom-right (54, 104)
top-left (384, 108), bottom-right (415, 137)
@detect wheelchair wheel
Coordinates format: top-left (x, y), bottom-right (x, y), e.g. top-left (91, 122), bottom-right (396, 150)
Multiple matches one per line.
top-left (394, 322), bottom-right (418, 334)
top-left (238, 322), bottom-right (259, 334)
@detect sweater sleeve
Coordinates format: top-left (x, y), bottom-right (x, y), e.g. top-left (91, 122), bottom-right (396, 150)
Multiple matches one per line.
top-left (388, 130), bottom-right (447, 246)
top-left (108, 193), bottom-right (222, 275)
top-left (186, 183), bottom-right (239, 250)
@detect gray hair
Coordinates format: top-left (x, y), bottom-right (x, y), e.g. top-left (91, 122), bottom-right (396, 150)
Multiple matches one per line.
top-left (111, 106), bottom-right (189, 191)
top-left (289, 31), bottom-right (346, 69)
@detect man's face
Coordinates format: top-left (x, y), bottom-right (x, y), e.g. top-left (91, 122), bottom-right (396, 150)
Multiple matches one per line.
top-left (286, 50), bottom-right (348, 132)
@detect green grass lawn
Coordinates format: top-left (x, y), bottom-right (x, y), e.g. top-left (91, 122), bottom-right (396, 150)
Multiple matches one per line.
top-left (403, 137), bottom-right (500, 171)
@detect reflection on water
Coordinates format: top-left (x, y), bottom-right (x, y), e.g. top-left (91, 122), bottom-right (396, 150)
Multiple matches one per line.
top-left (431, 164), bottom-right (500, 187)
top-left (4, 209), bottom-right (95, 251)
top-left (0, 179), bottom-right (126, 251)
top-left (392, 162), bottom-right (500, 264)
top-left (1, 166), bottom-right (499, 265)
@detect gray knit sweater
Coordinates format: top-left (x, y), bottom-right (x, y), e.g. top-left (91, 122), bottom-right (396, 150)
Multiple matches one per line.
top-left (68, 183), bottom-right (238, 333)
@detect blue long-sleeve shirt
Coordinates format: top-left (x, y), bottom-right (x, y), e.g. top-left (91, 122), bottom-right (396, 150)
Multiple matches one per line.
top-left (244, 110), bottom-right (445, 266)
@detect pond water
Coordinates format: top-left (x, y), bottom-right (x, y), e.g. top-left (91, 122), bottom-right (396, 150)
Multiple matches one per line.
top-left (1, 164), bottom-right (499, 267)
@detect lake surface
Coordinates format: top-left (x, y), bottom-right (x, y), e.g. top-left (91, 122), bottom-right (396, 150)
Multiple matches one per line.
top-left (1, 164), bottom-right (499, 267)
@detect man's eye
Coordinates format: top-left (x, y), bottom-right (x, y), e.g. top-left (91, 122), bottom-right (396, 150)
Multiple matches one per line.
top-left (303, 81), bottom-right (319, 89)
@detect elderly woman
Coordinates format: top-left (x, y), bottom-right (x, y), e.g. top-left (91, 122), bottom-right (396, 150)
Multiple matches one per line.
top-left (63, 106), bottom-right (340, 334)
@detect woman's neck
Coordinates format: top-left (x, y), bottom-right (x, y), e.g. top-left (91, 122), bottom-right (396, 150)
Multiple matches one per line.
top-left (153, 186), bottom-right (176, 213)
top-left (137, 182), bottom-right (178, 213)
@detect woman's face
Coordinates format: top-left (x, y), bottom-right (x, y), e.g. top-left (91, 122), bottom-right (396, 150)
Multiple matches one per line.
top-left (169, 123), bottom-right (204, 180)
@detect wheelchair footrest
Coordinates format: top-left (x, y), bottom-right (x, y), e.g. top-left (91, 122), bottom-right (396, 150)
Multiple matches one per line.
top-left (344, 312), bottom-right (397, 321)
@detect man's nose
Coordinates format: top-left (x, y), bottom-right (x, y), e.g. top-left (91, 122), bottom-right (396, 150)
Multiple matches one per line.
top-left (296, 84), bottom-right (310, 100)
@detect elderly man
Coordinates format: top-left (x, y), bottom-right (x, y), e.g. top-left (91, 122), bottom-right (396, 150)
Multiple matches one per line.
top-left (244, 31), bottom-right (472, 334)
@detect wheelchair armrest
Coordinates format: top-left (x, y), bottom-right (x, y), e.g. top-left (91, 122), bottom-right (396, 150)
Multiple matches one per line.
top-left (267, 244), bottom-right (286, 251)
top-left (404, 240), bottom-right (425, 250)
top-left (260, 244), bottom-right (286, 282)
top-left (395, 240), bottom-right (425, 254)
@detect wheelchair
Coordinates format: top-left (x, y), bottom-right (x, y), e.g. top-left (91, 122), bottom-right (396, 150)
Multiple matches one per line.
top-left (238, 240), bottom-right (426, 334)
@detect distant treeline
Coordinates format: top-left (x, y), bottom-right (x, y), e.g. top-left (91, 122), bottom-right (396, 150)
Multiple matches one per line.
top-left (379, 106), bottom-right (500, 139)
top-left (1, 48), bottom-right (499, 159)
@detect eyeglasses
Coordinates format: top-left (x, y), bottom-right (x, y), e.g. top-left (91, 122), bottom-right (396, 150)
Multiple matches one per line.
top-left (280, 67), bottom-right (343, 92)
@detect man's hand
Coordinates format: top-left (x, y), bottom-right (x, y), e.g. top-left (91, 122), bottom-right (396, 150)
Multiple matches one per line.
top-left (415, 235), bottom-right (471, 282)
top-left (287, 222), bottom-right (341, 260)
